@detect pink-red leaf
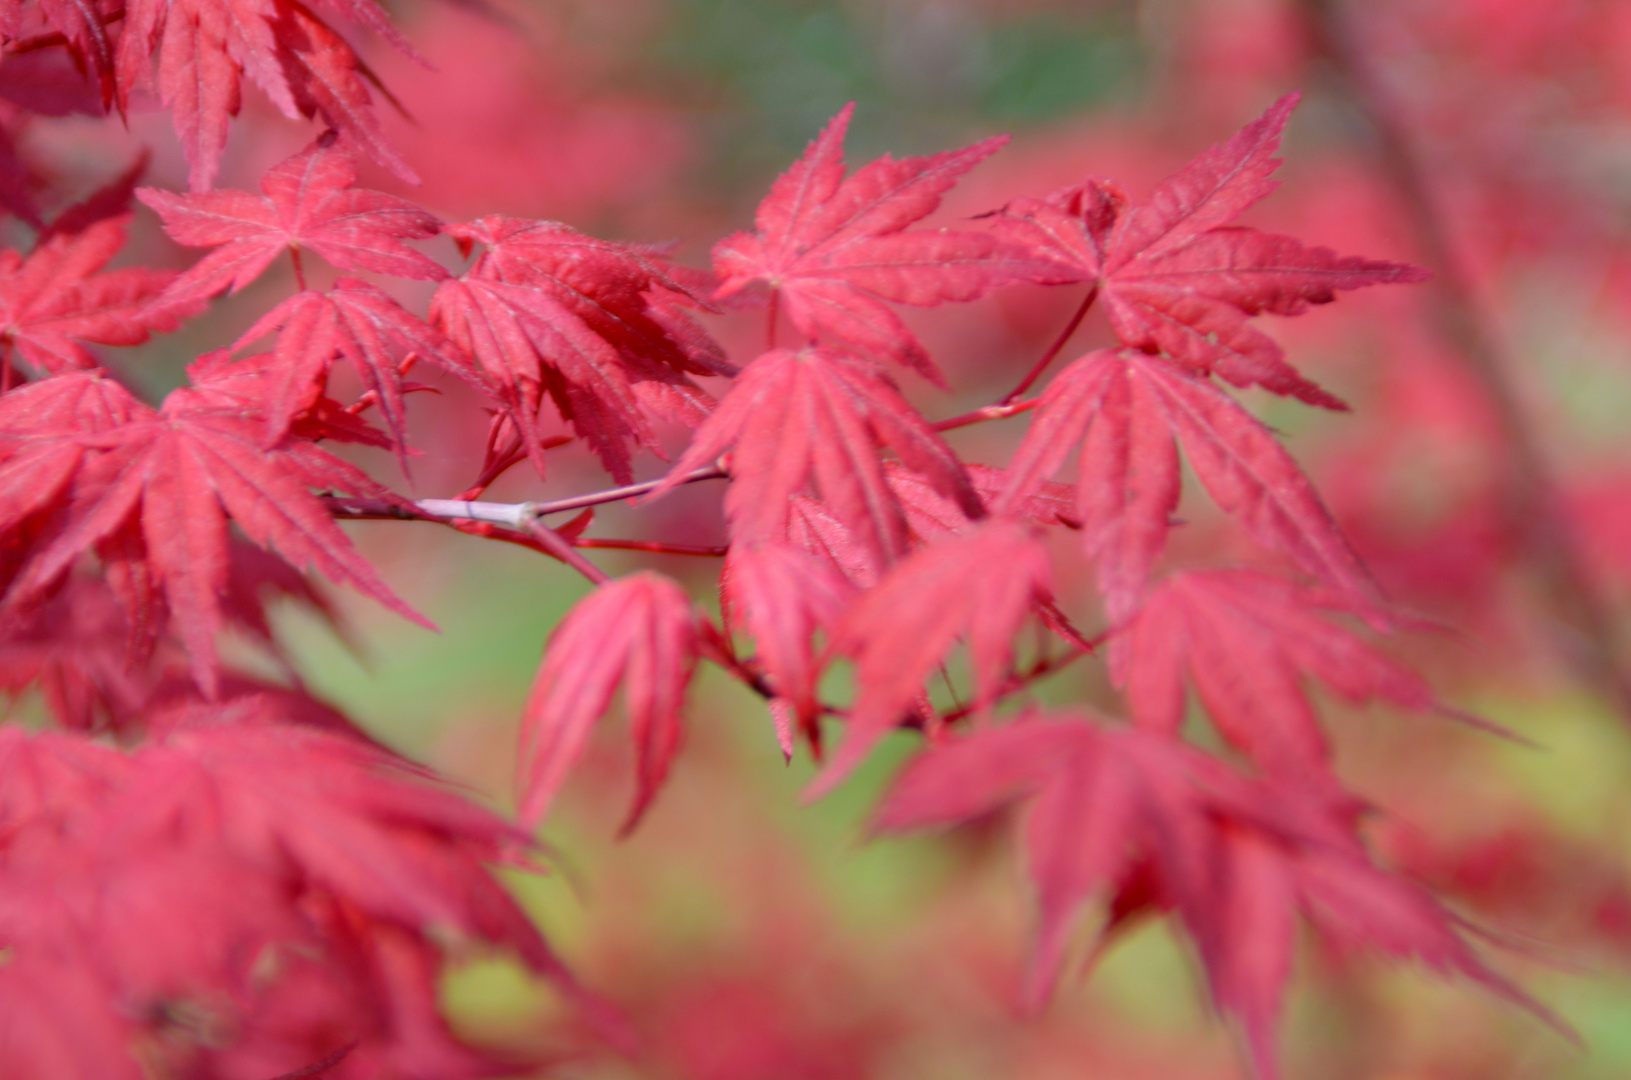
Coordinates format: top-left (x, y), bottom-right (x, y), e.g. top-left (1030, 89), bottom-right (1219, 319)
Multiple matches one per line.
top-left (990, 94), bottom-right (1427, 406)
top-left (808, 520), bottom-right (1052, 798)
top-left (0, 217), bottom-right (181, 376)
top-left (518, 572), bottom-right (698, 833)
top-left (875, 715), bottom-right (1557, 1077)
top-left (999, 349), bottom-right (1382, 621)
top-left (714, 104), bottom-right (1045, 381)
top-left (138, 135), bottom-right (444, 314)
top-left (234, 278), bottom-right (486, 458)
top-left (651, 347), bottom-right (980, 567)
top-left (1122, 570), bottom-right (1465, 776)
top-left (2, 377), bottom-right (429, 696)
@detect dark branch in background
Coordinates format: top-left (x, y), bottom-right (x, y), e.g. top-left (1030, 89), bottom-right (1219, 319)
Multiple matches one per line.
top-left (1299, 0), bottom-right (1631, 718)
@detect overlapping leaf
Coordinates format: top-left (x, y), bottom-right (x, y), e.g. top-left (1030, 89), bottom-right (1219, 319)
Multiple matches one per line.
top-left (713, 103), bottom-right (1046, 381)
top-left (808, 520), bottom-right (1052, 798)
top-left (0, 371), bottom-right (429, 696)
top-left (721, 541), bottom-right (853, 745)
top-left (432, 217), bottom-right (719, 483)
top-left (117, 0), bottom-right (418, 190)
top-left (0, 722), bottom-right (586, 1077)
top-left (519, 571), bottom-right (698, 833)
top-left (1120, 570), bottom-right (1469, 776)
top-left (234, 277), bottom-right (486, 457)
top-left (990, 93), bottom-right (1428, 407)
top-left (0, 216), bottom-right (181, 376)
top-left (875, 714), bottom-right (1556, 1080)
top-left (997, 348), bottom-right (1383, 624)
top-left (138, 134), bottom-right (445, 315)
top-left (651, 347), bottom-right (981, 567)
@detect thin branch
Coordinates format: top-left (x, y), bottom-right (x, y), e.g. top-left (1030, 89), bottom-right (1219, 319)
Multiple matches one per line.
top-left (1000, 284), bottom-right (1098, 405)
top-left (932, 398), bottom-right (1039, 433)
top-left (576, 538), bottom-right (727, 557)
top-left (1300, 0), bottom-right (1631, 717)
top-left (323, 465), bottom-right (728, 530)
top-left (527, 464), bottom-right (727, 515)
top-left (289, 246), bottom-right (307, 291)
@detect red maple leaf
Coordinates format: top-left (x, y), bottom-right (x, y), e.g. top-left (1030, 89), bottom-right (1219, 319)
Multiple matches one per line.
top-left (117, 0), bottom-right (418, 190)
top-left (0, 216), bottom-right (181, 378)
top-left (0, 722), bottom-right (595, 1077)
top-left (1119, 570), bottom-right (1489, 777)
top-left (720, 541), bottom-right (854, 747)
top-left (713, 103), bottom-right (1045, 382)
top-left (989, 93), bottom-right (1428, 407)
top-left (651, 347), bottom-right (981, 567)
top-left (0, 371), bottom-right (430, 696)
top-left (518, 571), bottom-right (699, 834)
top-left (996, 348), bottom-right (1383, 624)
top-left (808, 520), bottom-right (1054, 798)
top-left (233, 278), bottom-right (487, 458)
top-left (875, 715), bottom-right (1559, 1079)
top-left (431, 216), bottom-right (720, 483)
top-left (137, 134), bottom-right (446, 315)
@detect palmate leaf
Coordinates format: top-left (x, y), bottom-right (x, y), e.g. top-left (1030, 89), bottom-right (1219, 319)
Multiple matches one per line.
top-left (1121, 570), bottom-right (1479, 778)
top-left (650, 347), bottom-right (981, 567)
top-left (138, 134), bottom-right (446, 315)
top-left (0, 371), bottom-right (429, 697)
top-left (807, 519), bottom-right (1054, 799)
top-left (431, 217), bottom-right (719, 483)
top-left (0, 216), bottom-right (182, 377)
top-left (875, 715), bottom-right (1561, 1080)
top-left (990, 93), bottom-right (1428, 407)
top-left (118, 0), bottom-right (418, 190)
top-left (518, 572), bottom-right (699, 834)
top-left (721, 541), bottom-right (853, 745)
top-left (713, 103), bottom-right (1050, 382)
top-left (233, 278), bottom-right (487, 459)
top-left (997, 348), bottom-right (1383, 624)
top-left (0, 721), bottom-right (593, 1077)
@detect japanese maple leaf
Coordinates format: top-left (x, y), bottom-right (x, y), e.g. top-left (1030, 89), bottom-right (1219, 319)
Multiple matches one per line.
top-left (117, 0), bottom-right (418, 191)
top-left (0, 216), bottom-right (182, 376)
top-left (1119, 570), bottom-right (1491, 777)
top-left (431, 217), bottom-right (719, 483)
top-left (989, 93), bottom-right (1428, 407)
top-left (448, 216), bottom-right (730, 379)
top-left (233, 278), bottom-right (487, 459)
top-left (713, 103), bottom-right (1046, 382)
top-left (519, 571), bottom-right (699, 834)
top-left (807, 520), bottom-right (1053, 799)
top-left (650, 347), bottom-right (981, 567)
top-left (138, 134), bottom-right (446, 316)
top-left (0, 723), bottom-right (598, 1077)
top-left (1, 374), bottom-right (430, 696)
top-left (181, 347), bottom-right (395, 449)
top-left (996, 348), bottom-right (1383, 624)
top-left (875, 715), bottom-right (1558, 1080)
top-left (720, 541), bottom-right (853, 746)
